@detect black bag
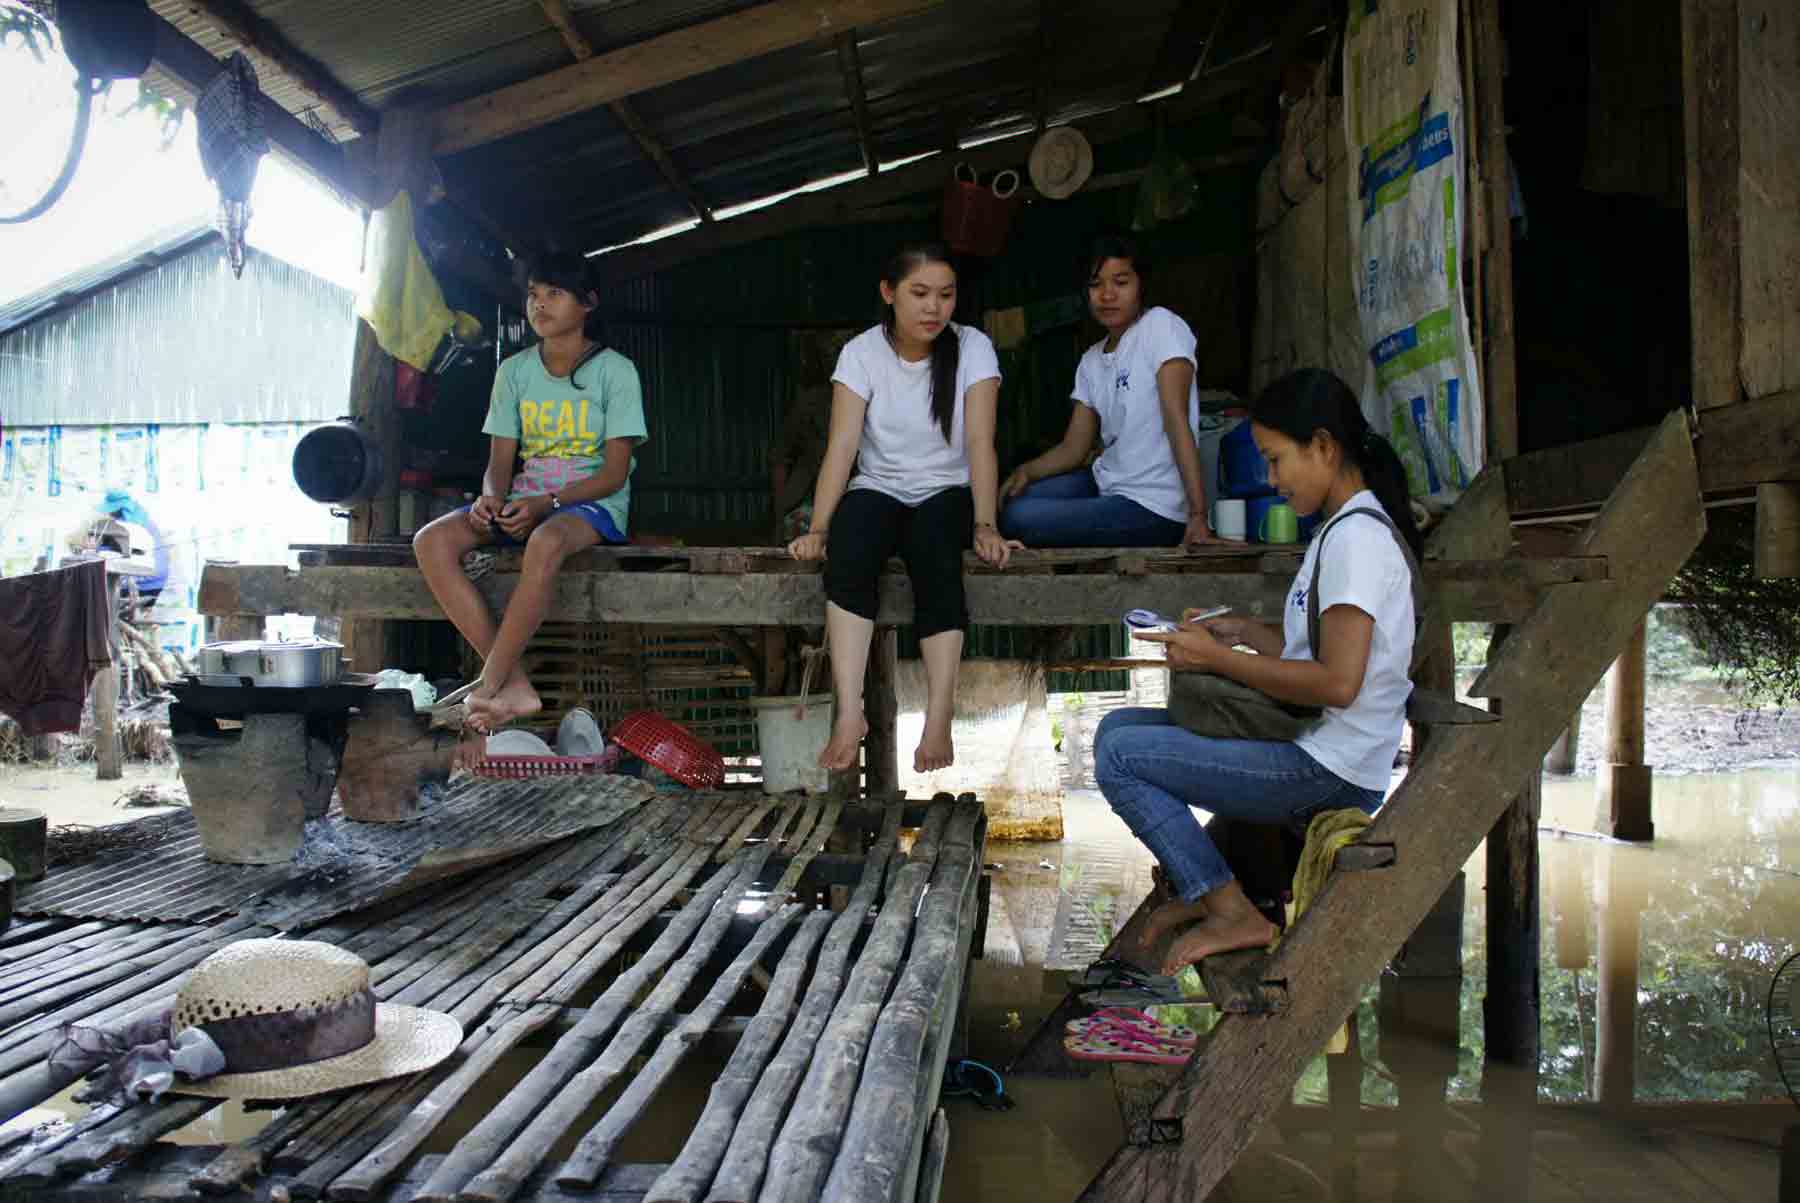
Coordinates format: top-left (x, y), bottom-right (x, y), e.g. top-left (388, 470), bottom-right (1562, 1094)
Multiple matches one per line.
top-left (58, 0), bottom-right (156, 82)
top-left (1166, 505), bottom-right (1424, 741)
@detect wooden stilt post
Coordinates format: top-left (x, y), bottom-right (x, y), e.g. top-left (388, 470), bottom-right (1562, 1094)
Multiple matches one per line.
top-left (864, 627), bottom-right (899, 799)
top-left (1755, 483), bottom-right (1800, 579)
top-left (1544, 708), bottom-right (1581, 774)
top-left (1593, 848), bottom-right (1643, 1109)
top-left (1380, 973), bottom-right (1462, 1203)
top-left (94, 576), bottom-right (123, 781)
top-left (1595, 619), bottom-right (1653, 841)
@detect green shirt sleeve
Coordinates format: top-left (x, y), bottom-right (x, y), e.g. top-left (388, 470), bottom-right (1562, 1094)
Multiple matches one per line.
top-left (603, 353), bottom-right (649, 446)
top-left (482, 356), bottom-right (522, 440)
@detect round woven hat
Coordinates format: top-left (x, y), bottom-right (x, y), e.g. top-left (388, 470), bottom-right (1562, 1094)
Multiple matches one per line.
top-left (168, 939), bottom-right (461, 1099)
top-left (1028, 127), bottom-right (1093, 200)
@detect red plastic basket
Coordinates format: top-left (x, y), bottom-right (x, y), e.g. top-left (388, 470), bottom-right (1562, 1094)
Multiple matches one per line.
top-left (610, 710), bottom-right (725, 789)
top-left (471, 753), bottom-right (618, 780)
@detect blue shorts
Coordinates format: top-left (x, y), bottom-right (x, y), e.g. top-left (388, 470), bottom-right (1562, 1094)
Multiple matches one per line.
top-left (455, 501), bottom-right (628, 547)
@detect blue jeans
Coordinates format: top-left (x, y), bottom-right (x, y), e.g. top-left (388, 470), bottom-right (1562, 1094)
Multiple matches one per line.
top-left (1093, 707), bottom-right (1386, 901)
top-left (999, 469), bottom-right (1185, 547)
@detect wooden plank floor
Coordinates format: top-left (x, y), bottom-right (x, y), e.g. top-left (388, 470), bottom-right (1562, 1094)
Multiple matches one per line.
top-left (0, 791), bottom-right (986, 1203)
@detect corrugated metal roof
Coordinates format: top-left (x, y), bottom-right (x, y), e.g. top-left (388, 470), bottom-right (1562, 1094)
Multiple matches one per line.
top-left (0, 221), bottom-right (214, 338)
top-left (0, 237), bottom-right (356, 425)
top-left (140, 0), bottom-right (1287, 253)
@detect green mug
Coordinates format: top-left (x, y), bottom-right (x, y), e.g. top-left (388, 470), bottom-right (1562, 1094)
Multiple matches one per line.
top-left (1260, 502), bottom-right (1300, 544)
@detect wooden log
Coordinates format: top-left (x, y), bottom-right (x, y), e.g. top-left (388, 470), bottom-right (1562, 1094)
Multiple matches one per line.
top-left (1545, 709), bottom-right (1582, 775)
top-left (1681, 0), bottom-right (1744, 410)
top-left (1092, 413), bottom-right (1704, 1201)
top-left (1595, 619), bottom-right (1654, 841)
top-left (706, 800), bottom-right (952, 1203)
top-left (1593, 850), bottom-right (1644, 1109)
top-left (715, 798), bottom-right (784, 863)
top-left (0, 810), bottom-right (47, 884)
top-left (644, 805), bottom-right (904, 1203)
top-left (1484, 628), bottom-right (1542, 1072)
top-left (824, 800), bottom-right (981, 1202)
top-left (93, 634), bottom-right (122, 780)
top-left (26, 1096), bottom-right (218, 1186)
top-left (770, 798), bottom-right (843, 898)
top-left (1326, 1013), bottom-right (1361, 1201)
top-left (407, 847), bottom-right (759, 1203)
top-left (1756, 482), bottom-right (1800, 579)
top-left (1198, 950), bottom-right (1286, 1016)
top-left (915, 1109), bottom-right (949, 1203)
top-left (755, 801), bottom-right (969, 1203)
top-left (559, 905), bottom-right (814, 1185)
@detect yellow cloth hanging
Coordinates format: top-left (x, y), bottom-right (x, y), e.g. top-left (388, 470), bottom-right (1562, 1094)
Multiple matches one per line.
top-left (355, 190), bottom-right (482, 372)
top-left (1280, 807), bottom-right (1374, 1054)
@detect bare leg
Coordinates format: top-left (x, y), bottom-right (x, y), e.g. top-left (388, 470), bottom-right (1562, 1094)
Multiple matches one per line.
top-left (1160, 879), bottom-right (1280, 974)
top-left (413, 515), bottom-right (498, 655)
top-left (914, 629), bottom-right (962, 772)
top-left (466, 515), bottom-right (599, 729)
top-left (818, 602), bottom-right (873, 770)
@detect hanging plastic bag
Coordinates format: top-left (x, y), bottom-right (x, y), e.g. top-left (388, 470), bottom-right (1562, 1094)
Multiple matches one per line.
top-left (942, 163), bottom-right (1021, 257)
top-left (195, 52), bottom-right (268, 276)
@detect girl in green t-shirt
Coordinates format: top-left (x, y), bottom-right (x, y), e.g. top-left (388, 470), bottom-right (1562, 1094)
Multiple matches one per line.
top-left (417, 253), bottom-right (647, 732)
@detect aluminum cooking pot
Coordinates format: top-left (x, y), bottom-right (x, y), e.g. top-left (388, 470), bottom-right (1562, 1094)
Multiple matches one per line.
top-left (196, 640), bottom-right (344, 687)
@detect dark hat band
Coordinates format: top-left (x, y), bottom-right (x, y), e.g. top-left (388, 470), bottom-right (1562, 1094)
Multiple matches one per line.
top-left (195, 986), bottom-right (376, 1074)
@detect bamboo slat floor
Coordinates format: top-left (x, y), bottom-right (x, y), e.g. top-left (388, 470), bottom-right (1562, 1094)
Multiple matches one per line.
top-left (0, 787), bottom-right (987, 1203)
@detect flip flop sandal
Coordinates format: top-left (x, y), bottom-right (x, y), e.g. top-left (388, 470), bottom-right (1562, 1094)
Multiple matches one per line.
top-left (1074, 957), bottom-right (1173, 992)
top-left (1062, 1029), bottom-right (1193, 1067)
top-left (1065, 1007), bottom-right (1199, 1048)
top-left (1078, 981), bottom-right (1192, 1009)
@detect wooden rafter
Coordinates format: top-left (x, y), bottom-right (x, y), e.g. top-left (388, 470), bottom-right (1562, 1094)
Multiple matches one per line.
top-left (175, 0), bottom-right (379, 136)
top-left (433, 0), bottom-right (945, 157)
top-left (1143, 0), bottom-right (1233, 98)
top-left (537, 0), bottom-right (715, 223)
top-left (834, 31), bottom-right (879, 177)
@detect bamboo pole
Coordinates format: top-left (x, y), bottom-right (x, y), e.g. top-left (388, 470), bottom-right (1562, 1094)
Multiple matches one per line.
top-left (704, 799), bottom-right (950, 1203)
top-left (771, 798), bottom-right (844, 898)
top-left (644, 803), bottom-right (905, 1203)
top-left (821, 800), bottom-right (981, 1201)
top-left (751, 798), bottom-right (960, 1203)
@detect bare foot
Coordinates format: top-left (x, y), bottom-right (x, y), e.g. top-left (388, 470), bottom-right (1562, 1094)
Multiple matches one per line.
top-left (1140, 897), bottom-right (1210, 950)
top-left (913, 718), bottom-right (954, 773)
top-left (818, 712), bottom-right (868, 770)
top-left (1160, 910), bottom-right (1278, 975)
top-left (466, 672), bottom-right (542, 732)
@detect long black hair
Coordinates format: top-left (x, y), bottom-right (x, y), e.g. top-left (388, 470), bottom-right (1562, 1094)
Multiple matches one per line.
top-left (879, 240), bottom-right (960, 444)
top-left (1249, 368), bottom-right (1424, 558)
top-left (524, 251), bottom-right (607, 388)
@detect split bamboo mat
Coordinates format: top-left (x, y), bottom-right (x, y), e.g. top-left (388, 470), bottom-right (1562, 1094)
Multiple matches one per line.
top-left (0, 788), bottom-right (986, 1203)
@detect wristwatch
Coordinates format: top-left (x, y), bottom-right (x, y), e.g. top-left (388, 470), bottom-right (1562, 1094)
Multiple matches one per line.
top-left (549, 493), bottom-right (563, 511)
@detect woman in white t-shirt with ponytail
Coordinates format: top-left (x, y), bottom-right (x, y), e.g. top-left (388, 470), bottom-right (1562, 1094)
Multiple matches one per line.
top-left (1097, 369), bottom-right (1421, 974)
top-left (788, 241), bottom-right (1019, 776)
top-left (1000, 233), bottom-right (1216, 548)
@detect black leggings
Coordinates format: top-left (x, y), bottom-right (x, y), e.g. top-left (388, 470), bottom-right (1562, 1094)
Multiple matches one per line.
top-left (824, 486), bottom-right (971, 640)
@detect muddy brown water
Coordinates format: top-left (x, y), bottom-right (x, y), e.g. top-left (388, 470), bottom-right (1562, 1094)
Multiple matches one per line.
top-left (40, 768), bottom-right (1800, 1200)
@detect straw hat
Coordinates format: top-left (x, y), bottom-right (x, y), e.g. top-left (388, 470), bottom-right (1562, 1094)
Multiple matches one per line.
top-left (1028, 127), bottom-right (1094, 200)
top-left (166, 939), bottom-right (461, 1099)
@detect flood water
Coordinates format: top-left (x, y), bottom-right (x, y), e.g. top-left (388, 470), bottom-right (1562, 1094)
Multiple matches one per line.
top-left (946, 769), bottom-right (1800, 1200)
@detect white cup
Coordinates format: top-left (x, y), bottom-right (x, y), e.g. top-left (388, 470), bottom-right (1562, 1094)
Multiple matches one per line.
top-left (1213, 498), bottom-right (1247, 541)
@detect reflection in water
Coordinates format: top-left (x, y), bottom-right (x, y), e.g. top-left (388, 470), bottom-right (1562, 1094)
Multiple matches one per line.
top-left (952, 769), bottom-right (1800, 1199)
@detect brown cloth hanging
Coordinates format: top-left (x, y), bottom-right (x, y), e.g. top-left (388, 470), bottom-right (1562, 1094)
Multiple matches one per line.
top-left (0, 559), bottom-right (113, 736)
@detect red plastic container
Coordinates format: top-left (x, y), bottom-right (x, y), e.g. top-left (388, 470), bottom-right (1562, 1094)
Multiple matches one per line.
top-left (472, 752), bottom-right (618, 780)
top-left (610, 710), bottom-right (725, 789)
top-left (941, 165), bottom-right (1021, 258)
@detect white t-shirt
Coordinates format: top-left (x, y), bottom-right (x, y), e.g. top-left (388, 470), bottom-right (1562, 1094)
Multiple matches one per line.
top-left (1281, 492), bottom-right (1416, 791)
top-left (1074, 306), bottom-right (1202, 523)
top-left (835, 323), bottom-right (1002, 506)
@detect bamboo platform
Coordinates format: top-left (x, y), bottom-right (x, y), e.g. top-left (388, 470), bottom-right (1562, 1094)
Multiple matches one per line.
top-left (0, 790), bottom-right (988, 1203)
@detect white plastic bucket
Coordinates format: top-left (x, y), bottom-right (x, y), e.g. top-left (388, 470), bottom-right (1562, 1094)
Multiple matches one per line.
top-left (751, 694), bottom-right (833, 795)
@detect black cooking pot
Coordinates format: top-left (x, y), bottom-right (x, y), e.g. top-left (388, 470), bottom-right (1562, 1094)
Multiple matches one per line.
top-left (293, 418), bottom-right (383, 505)
top-left (0, 858), bottom-right (15, 938)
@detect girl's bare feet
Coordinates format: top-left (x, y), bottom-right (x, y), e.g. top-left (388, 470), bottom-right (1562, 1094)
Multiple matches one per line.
top-left (1159, 880), bottom-right (1278, 974)
top-left (818, 711), bottom-right (868, 770)
top-left (1140, 897), bottom-right (1210, 950)
top-left (913, 716), bottom-right (954, 772)
top-left (466, 671), bottom-right (542, 732)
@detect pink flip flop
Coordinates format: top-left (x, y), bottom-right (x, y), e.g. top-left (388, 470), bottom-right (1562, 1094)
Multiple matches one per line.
top-left (1064, 1007), bottom-right (1199, 1048)
top-left (1062, 1029), bottom-right (1193, 1067)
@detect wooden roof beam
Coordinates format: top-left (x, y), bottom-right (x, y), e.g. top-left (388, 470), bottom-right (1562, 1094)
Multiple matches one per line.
top-left (537, 0), bottom-right (714, 223)
top-left (175, 0), bottom-right (379, 137)
top-left (834, 31), bottom-right (879, 177)
top-left (433, 0), bottom-right (946, 157)
top-left (1143, 0), bottom-right (1234, 97)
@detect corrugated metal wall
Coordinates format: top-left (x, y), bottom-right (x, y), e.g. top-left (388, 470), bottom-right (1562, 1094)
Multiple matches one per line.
top-left (0, 244), bottom-right (355, 426)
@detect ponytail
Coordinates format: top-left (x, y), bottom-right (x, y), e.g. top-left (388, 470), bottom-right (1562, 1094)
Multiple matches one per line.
top-left (1249, 368), bottom-right (1424, 558)
top-left (879, 240), bottom-right (960, 444)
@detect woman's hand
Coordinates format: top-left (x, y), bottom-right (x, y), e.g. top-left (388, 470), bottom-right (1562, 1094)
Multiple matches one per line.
top-left (1001, 463), bottom-right (1036, 499)
top-left (974, 524), bottom-right (1023, 569)
top-left (468, 494), bottom-right (505, 533)
top-left (1187, 610), bottom-right (1251, 647)
top-left (497, 494), bottom-right (552, 539)
top-left (1132, 623), bottom-right (1226, 672)
top-left (788, 530), bottom-right (828, 561)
